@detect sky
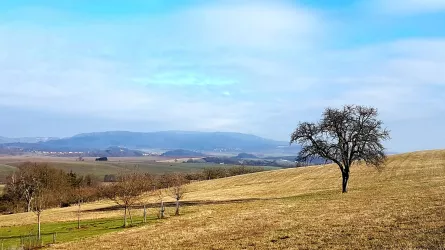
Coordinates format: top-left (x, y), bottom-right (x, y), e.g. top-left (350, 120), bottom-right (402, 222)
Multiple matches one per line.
top-left (0, 0), bottom-right (444, 152)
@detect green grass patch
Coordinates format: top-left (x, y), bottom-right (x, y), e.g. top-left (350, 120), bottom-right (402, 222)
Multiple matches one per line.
top-left (0, 215), bottom-right (156, 249)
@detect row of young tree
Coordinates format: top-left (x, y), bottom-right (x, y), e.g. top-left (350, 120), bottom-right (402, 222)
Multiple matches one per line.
top-left (1, 163), bottom-right (266, 215)
top-left (0, 162), bottom-right (191, 240)
top-left (0, 162), bottom-right (268, 238)
top-left (102, 172), bottom-right (187, 227)
top-left (0, 163), bottom-right (101, 240)
top-left (100, 166), bottom-right (267, 227)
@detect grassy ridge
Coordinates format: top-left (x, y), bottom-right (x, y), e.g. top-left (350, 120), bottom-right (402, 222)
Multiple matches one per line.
top-left (53, 150), bottom-right (445, 249)
top-left (1, 150), bottom-right (444, 249)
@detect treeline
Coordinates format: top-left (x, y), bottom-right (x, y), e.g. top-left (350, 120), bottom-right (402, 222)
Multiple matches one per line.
top-left (103, 165), bottom-right (266, 183)
top-left (1, 164), bottom-right (266, 215)
top-left (0, 163), bottom-right (178, 215)
top-left (187, 157), bottom-right (298, 168)
top-left (184, 166), bottom-right (266, 180)
top-left (0, 162), bottom-right (100, 214)
top-left (0, 162), bottom-right (268, 243)
top-left (0, 162), bottom-right (191, 243)
top-left (185, 156), bottom-right (330, 168)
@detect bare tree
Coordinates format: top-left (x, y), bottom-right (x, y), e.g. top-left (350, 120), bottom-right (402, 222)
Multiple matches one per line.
top-left (8, 163), bottom-right (55, 212)
top-left (168, 174), bottom-right (187, 216)
top-left (74, 187), bottom-right (96, 229)
top-left (7, 163), bottom-right (48, 241)
top-left (290, 105), bottom-right (390, 193)
top-left (102, 173), bottom-right (151, 227)
top-left (32, 182), bottom-right (47, 241)
top-left (21, 181), bottom-right (36, 213)
top-left (3, 163), bottom-right (102, 216)
top-left (16, 164), bottom-right (40, 212)
top-left (68, 174), bottom-right (87, 229)
top-left (4, 173), bottom-right (21, 212)
top-left (156, 189), bottom-right (166, 219)
top-left (5, 163), bottom-right (52, 213)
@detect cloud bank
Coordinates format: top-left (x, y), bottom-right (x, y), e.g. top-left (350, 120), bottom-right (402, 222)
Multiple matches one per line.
top-left (0, 0), bottom-right (444, 152)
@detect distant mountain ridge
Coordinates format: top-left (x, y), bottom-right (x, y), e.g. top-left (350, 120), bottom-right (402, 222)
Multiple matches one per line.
top-left (0, 131), bottom-right (293, 153)
top-left (0, 136), bottom-right (59, 144)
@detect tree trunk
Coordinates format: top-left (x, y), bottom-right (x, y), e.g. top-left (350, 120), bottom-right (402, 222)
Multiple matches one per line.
top-left (27, 200), bottom-right (32, 213)
top-left (123, 206), bottom-right (128, 227)
top-left (37, 213), bottom-right (41, 240)
top-left (129, 207), bottom-right (133, 225)
top-left (160, 201), bottom-right (165, 219)
top-left (77, 201), bottom-right (81, 229)
top-left (175, 199), bottom-right (180, 216)
top-left (342, 170), bottom-right (349, 193)
top-left (143, 205), bottom-right (147, 223)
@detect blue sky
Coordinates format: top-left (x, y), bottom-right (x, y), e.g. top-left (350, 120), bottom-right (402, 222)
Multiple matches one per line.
top-left (0, 0), bottom-right (444, 152)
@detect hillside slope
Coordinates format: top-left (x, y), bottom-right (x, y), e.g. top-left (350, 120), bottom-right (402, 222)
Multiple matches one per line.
top-left (184, 150), bottom-right (445, 200)
top-left (1, 150), bottom-right (443, 249)
top-left (48, 150), bottom-right (445, 249)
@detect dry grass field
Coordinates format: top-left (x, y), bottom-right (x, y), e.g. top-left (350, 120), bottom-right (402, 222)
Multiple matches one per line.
top-left (1, 150), bottom-right (444, 249)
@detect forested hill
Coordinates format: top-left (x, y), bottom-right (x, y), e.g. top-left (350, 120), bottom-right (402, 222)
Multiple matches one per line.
top-left (0, 131), bottom-right (296, 152)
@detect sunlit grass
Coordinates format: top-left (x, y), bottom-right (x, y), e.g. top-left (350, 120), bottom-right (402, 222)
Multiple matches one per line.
top-left (54, 150), bottom-right (445, 249)
top-left (0, 215), bottom-right (157, 249)
top-left (2, 150), bottom-right (445, 249)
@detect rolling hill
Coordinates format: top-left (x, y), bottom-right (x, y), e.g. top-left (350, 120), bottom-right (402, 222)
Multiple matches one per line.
top-left (0, 131), bottom-right (293, 152)
top-left (1, 150), bottom-right (443, 249)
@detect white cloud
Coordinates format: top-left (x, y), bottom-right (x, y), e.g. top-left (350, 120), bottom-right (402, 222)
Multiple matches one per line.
top-left (0, 1), bottom-right (444, 151)
top-left (316, 38), bottom-right (445, 120)
top-left (372, 0), bottom-right (445, 15)
top-left (183, 1), bottom-right (322, 49)
top-left (0, 0), bottom-right (322, 122)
